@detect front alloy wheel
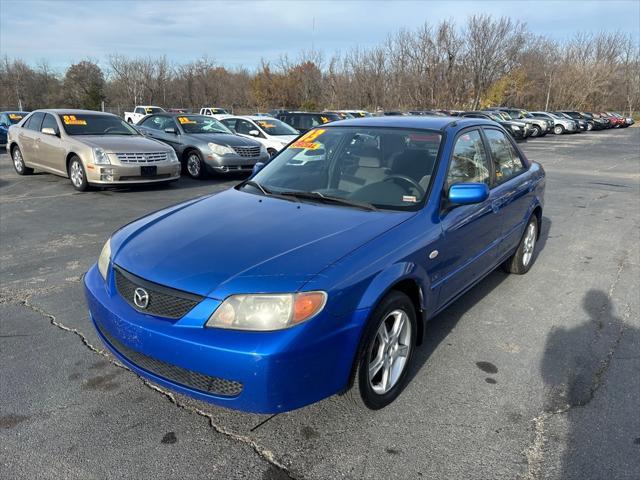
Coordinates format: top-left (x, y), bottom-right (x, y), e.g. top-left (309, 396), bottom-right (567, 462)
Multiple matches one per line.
top-left (345, 291), bottom-right (417, 409)
top-left (553, 125), bottom-right (564, 135)
top-left (69, 157), bottom-right (89, 191)
top-left (186, 151), bottom-right (205, 179)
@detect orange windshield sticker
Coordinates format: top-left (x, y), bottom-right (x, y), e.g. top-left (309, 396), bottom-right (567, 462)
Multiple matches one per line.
top-left (290, 129), bottom-right (325, 149)
top-left (257, 121), bottom-right (276, 128)
top-left (62, 115), bottom-right (87, 125)
top-left (177, 116), bottom-right (196, 124)
top-left (8, 114), bottom-right (22, 120)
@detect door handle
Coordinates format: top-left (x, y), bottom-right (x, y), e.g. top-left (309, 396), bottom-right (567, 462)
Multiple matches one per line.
top-left (491, 200), bottom-right (502, 212)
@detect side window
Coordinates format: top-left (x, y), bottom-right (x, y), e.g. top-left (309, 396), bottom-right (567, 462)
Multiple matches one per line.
top-left (41, 114), bottom-right (59, 133)
top-left (135, 107), bottom-right (144, 115)
top-left (446, 130), bottom-right (490, 187)
top-left (235, 119), bottom-right (255, 135)
top-left (221, 119), bottom-right (237, 131)
top-left (141, 115), bottom-right (162, 130)
top-left (24, 112), bottom-right (45, 131)
top-left (484, 129), bottom-right (525, 183)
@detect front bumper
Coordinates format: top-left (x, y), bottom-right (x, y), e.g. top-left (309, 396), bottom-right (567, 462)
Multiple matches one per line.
top-left (86, 161), bottom-right (181, 185)
top-left (203, 152), bottom-right (269, 173)
top-left (84, 264), bottom-right (367, 413)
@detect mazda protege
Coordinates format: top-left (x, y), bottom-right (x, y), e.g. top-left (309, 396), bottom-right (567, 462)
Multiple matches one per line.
top-left (84, 116), bottom-right (545, 413)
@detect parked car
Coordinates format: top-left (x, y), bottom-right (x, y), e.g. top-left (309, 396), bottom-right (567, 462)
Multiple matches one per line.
top-left (338, 110), bottom-right (373, 118)
top-left (276, 111), bottom-right (341, 133)
top-left (323, 111), bottom-right (355, 119)
top-left (462, 111), bottom-right (527, 140)
top-left (217, 115), bottom-right (299, 157)
top-left (124, 106), bottom-right (165, 124)
top-left (490, 108), bottom-right (550, 137)
top-left (589, 112), bottom-right (612, 128)
top-left (553, 112), bottom-right (587, 132)
top-left (562, 111), bottom-right (604, 130)
top-left (607, 112), bottom-right (630, 128)
top-left (530, 112), bottom-right (577, 134)
top-left (84, 115), bottom-right (545, 413)
top-left (7, 109), bottom-right (180, 191)
top-left (0, 111), bottom-right (29, 146)
top-left (200, 107), bottom-right (230, 116)
top-left (489, 111), bottom-right (533, 138)
top-left (136, 113), bottom-right (269, 178)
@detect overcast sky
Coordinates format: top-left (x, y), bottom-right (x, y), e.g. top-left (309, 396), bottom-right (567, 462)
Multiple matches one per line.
top-left (1, 0), bottom-right (638, 72)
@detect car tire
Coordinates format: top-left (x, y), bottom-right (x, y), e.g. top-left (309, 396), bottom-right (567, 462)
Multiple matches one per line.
top-left (12, 146), bottom-right (34, 175)
top-left (530, 126), bottom-right (541, 138)
top-left (587, 123), bottom-right (593, 131)
top-left (344, 290), bottom-right (417, 410)
top-left (185, 150), bottom-right (206, 179)
top-left (502, 215), bottom-right (538, 275)
top-left (267, 148), bottom-right (278, 158)
top-left (553, 125), bottom-right (565, 135)
top-left (68, 156), bottom-right (89, 191)
top-left (127, 118), bottom-right (133, 124)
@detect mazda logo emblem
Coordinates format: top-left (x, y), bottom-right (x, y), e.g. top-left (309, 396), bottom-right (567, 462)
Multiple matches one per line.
top-left (133, 287), bottom-right (149, 309)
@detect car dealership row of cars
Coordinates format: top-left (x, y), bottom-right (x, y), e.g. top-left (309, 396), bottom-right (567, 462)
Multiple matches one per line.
top-left (1, 105), bottom-right (633, 191)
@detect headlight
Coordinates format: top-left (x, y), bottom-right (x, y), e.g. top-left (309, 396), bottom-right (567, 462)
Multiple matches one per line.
top-left (93, 148), bottom-right (111, 165)
top-left (512, 125), bottom-right (521, 131)
top-left (206, 291), bottom-right (327, 331)
top-left (208, 143), bottom-right (234, 156)
top-left (167, 149), bottom-right (179, 163)
top-left (97, 238), bottom-right (111, 280)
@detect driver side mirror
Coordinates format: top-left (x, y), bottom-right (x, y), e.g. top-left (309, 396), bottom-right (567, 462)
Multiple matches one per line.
top-left (448, 182), bottom-right (489, 205)
top-left (248, 129), bottom-right (261, 137)
top-left (164, 127), bottom-right (177, 134)
top-left (41, 127), bottom-right (59, 137)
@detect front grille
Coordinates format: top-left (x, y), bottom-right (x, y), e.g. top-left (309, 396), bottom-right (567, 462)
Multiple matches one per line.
top-left (231, 146), bottom-right (261, 158)
top-left (96, 321), bottom-right (243, 397)
top-left (114, 266), bottom-right (203, 319)
top-left (116, 152), bottom-right (168, 163)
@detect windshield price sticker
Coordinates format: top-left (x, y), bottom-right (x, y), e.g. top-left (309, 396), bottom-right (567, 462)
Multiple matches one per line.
top-left (145, 108), bottom-right (153, 113)
top-left (290, 129), bottom-right (325, 149)
top-left (8, 114), bottom-right (22, 120)
top-left (257, 121), bottom-right (275, 128)
top-left (62, 115), bottom-right (87, 125)
top-left (402, 195), bottom-right (417, 203)
top-left (178, 116), bottom-right (196, 124)
top-left (320, 116), bottom-right (330, 124)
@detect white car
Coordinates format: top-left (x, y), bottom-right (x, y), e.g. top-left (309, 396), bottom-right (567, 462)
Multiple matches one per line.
top-left (199, 107), bottom-right (230, 116)
top-left (124, 106), bottom-right (165, 124)
top-left (217, 115), bottom-right (300, 157)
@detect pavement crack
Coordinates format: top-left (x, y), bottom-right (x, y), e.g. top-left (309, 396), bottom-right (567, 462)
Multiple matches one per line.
top-left (18, 294), bottom-right (299, 480)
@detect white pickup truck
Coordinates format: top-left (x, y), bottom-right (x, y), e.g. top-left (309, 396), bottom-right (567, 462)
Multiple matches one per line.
top-left (199, 107), bottom-right (230, 116)
top-left (124, 106), bottom-right (165, 124)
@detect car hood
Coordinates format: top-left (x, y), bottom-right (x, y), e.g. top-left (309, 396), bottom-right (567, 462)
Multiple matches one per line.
top-left (183, 133), bottom-right (262, 147)
top-left (113, 188), bottom-right (414, 298)
top-left (75, 135), bottom-right (169, 152)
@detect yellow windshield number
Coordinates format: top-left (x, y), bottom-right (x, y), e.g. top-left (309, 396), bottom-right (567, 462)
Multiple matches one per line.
top-left (290, 129), bottom-right (325, 149)
top-left (62, 115), bottom-right (87, 126)
top-left (177, 116), bottom-right (196, 124)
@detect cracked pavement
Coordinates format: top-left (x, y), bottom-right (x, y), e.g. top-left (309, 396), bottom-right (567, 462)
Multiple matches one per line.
top-left (1, 129), bottom-right (639, 479)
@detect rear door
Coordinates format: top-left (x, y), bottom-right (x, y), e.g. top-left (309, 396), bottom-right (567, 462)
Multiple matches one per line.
top-left (19, 112), bottom-right (45, 166)
top-left (483, 127), bottom-right (533, 258)
top-left (436, 128), bottom-right (504, 307)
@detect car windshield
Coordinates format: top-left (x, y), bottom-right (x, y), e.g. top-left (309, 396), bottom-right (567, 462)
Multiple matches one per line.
top-left (177, 115), bottom-right (233, 134)
top-left (247, 127), bottom-right (442, 210)
top-left (254, 118), bottom-right (299, 136)
top-left (7, 112), bottom-right (27, 124)
top-left (60, 114), bottom-right (139, 135)
top-left (145, 107), bottom-right (164, 114)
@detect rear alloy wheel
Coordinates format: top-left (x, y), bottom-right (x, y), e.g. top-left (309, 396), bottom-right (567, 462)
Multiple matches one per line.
top-left (12, 147), bottom-right (33, 175)
top-left (186, 151), bottom-right (206, 179)
top-left (553, 125), bottom-right (565, 135)
top-left (345, 291), bottom-right (416, 410)
top-left (69, 156), bottom-right (89, 191)
top-left (503, 215), bottom-right (538, 274)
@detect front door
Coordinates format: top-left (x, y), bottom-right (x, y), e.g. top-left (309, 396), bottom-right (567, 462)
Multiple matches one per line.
top-left (434, 129), bottom-right (503, 308)
top-left (37, 113), bottom-right (66, 175)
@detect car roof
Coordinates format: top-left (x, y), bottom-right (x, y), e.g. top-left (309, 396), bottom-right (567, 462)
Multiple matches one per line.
top-left (32, 109), bottom-right (115, 116)
top-left (326, 115), bottom-right (495, 131)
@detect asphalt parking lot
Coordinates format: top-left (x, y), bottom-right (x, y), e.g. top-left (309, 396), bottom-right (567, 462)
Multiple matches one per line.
top-left (1, 128), bottom-right (639, 480)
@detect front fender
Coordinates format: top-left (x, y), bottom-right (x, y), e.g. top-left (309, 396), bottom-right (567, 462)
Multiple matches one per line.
top-left (355, 262), bottom-right (429, 313)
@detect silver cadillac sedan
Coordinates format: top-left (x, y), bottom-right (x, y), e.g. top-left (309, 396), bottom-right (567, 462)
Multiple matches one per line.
top-left (7, 109), bottom-right (181, 191)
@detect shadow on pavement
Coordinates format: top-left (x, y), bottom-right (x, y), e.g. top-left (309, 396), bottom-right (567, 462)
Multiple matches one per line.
top-left (540, 289), bottom-right (639, 479)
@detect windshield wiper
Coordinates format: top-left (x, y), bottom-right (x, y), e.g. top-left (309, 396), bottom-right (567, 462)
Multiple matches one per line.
top-left (244, 180), bottom-right (271, 195)
top-left (278, 191), bottom-right (378, 211)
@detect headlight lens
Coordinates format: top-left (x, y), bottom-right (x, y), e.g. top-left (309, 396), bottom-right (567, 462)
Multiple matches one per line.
top-left (208, 143), bottom-right (234, 156)
top-left (206, 291), bottom-right (327, 331)
top-left (97, 238), bottom-right (111, 280)
top-left (167, 149), bottom-right (179, 163)
top-left (93, 148), bottom-right (111, 165)
top-left (512, 125), bottom-right (521, 131)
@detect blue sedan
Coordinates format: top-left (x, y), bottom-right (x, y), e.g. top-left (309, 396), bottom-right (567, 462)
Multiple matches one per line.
top-left (84, 116), bottom-right (545, 413)
top-left (0, 111), bottom-right (29, 146)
